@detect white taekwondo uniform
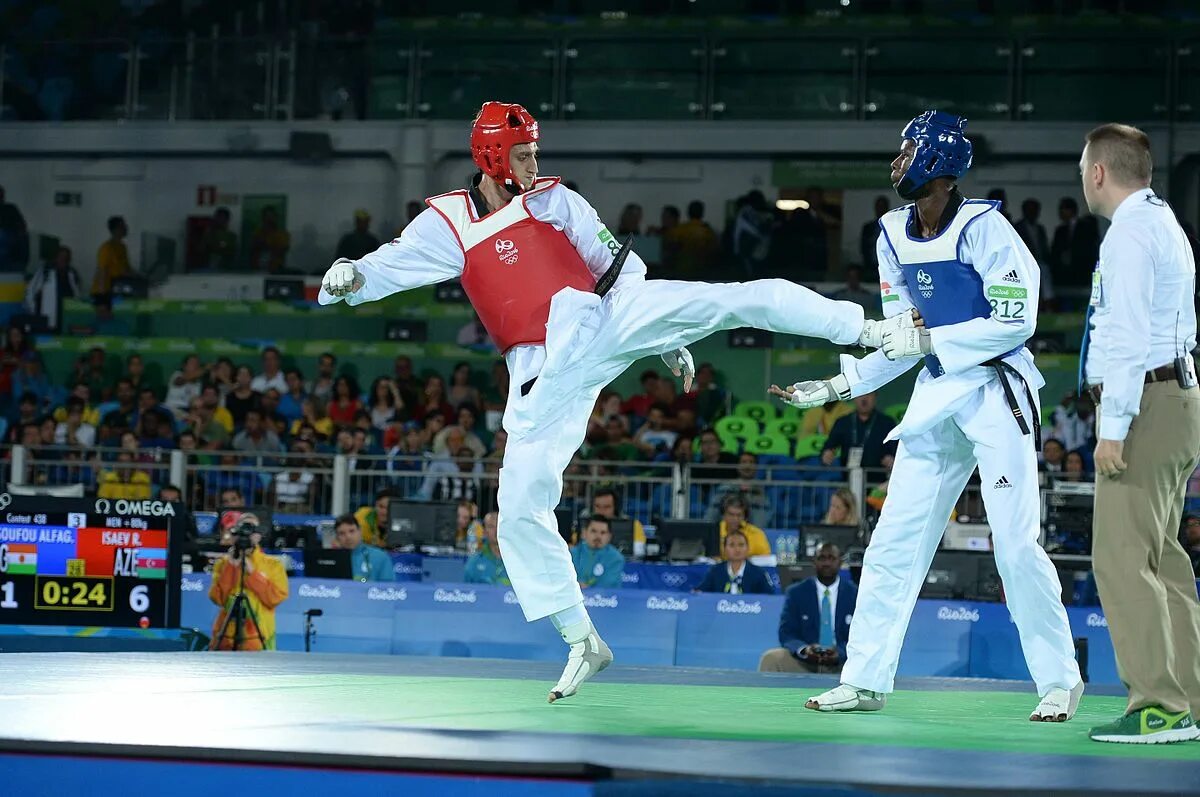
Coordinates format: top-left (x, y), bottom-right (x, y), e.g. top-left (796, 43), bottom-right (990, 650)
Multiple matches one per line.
top-left (835, 194), bottom-right (1080, 697)
top-left (318, 177), bottom-right (867, 622)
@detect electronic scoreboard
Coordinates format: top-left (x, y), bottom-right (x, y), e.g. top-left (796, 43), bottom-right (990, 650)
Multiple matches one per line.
top-left (0, 493), bottom-right (183, 629)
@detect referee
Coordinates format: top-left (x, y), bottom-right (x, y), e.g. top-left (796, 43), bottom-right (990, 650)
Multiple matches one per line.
top-left (1079, 124), bottom-right (1200, 744)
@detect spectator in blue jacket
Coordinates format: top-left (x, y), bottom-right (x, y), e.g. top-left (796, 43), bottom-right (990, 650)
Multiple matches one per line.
top-left (334, 513), bottom-right (394, 582)
top-left (696, 528), bottom-right (775, 595)
top-left (758, 543), bottom-right (857, 673)
top-left (571, 515), bottom-right (625, 589)
top-left (464, 511), bottom-right (509, 585)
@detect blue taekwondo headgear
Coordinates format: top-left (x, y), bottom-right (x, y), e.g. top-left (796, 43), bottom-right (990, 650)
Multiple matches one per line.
top-left (895, 110), bottom-right (973, 200)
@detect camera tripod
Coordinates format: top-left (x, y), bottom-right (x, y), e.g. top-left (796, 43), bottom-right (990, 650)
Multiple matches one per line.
top-left (212, 545), bottom-right (263, 651)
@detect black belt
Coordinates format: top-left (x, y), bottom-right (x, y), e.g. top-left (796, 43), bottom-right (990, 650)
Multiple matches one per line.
top-left (986, 358), bottom-right (1040, 440)
top-left (594, 234), bottom-right (634, 297)
top-left (1085, 365), bottom-right (1176, 405)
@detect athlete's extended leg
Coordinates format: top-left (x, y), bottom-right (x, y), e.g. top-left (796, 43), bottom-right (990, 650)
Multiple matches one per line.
top-left (600, 278), bottom-right (867, 360)
top-left (962, 380), bottom-right (1082, 719)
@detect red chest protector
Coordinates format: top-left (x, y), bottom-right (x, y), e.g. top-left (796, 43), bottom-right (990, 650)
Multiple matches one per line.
top-left (426, 177), bottom-right (597, 354)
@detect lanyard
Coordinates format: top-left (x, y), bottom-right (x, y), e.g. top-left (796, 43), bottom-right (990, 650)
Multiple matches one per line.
top-left (851, 413), bottom-right (877, 448)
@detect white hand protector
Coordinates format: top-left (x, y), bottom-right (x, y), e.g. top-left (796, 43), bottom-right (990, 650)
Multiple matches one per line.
top-left (882, 326), bottom-right (932, 360)
top-left (858, 311), bottom-right (914, 349)
top-left (661, 346), bottom-right (696, 392)
top-left (321, 258), bottom-right (365, 299)
top-left (776, 374), bottom-right (851, 409)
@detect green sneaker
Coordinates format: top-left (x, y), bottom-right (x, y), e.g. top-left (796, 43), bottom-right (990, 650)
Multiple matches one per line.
top-left (1089, 706), bottom-right (1200, 744)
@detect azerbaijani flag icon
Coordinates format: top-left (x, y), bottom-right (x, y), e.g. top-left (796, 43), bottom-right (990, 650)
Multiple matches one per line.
top-left (5, 543), bottom-right (38, 575)
top-left (135, 548), bottom-right (167, 580)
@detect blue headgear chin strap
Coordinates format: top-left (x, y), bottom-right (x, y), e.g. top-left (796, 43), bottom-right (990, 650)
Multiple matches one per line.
top-left (895, 110), bottom-right (973, 200)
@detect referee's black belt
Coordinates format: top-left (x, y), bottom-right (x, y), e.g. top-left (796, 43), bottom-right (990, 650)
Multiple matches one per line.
top-left (1085, 365), bottom-right (1176, 405)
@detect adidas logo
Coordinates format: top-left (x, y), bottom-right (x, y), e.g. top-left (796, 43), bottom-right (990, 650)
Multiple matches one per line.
top-left (994, 476), bottom-right (1013, 489)
top-left (1001, 270), bottom-right (1020, 283)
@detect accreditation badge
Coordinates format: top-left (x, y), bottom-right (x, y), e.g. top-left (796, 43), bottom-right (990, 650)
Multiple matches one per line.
top-left (1089, 267), bottom-right (1102, 307)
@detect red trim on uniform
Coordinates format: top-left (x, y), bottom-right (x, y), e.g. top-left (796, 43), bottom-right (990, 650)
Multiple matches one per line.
top-left (519, 177), bottom-right (561, 215)
top-left (424, 195), bottom-right (466, 254)
top-left (427, 187), bottom-right (469, 202)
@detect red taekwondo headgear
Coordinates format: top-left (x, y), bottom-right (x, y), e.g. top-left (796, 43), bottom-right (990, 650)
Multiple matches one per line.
top-left (471, 101), bottom-right (540, 194)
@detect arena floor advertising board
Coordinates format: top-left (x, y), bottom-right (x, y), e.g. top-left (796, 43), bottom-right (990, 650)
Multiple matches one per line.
top-left (0, 494), bottom-right (183, 630)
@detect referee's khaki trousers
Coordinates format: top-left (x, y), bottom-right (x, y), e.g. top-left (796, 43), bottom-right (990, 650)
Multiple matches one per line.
top-left (1094, 381), bottom-right (1200, 716)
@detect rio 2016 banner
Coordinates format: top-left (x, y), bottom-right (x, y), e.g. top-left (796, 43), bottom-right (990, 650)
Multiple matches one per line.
top-left (0, 495), bottom-right (183, 629)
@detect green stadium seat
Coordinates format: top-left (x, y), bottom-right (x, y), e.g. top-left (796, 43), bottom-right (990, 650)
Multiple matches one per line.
top-left (564, 37), bottom-right (704, 120)
top-left (1019, 38), bottom-right (1168, 122)
top-left (715, 416), bottom-right (757, 442)
top-left (712, 38), bottom-right (857, 120)
top-left (865, 38), bottom-right (1011, 121)
top-left (764, 418), bottom-right (800, 439)
top-left (746, 434), bottom-right (792, 458)
top-left (883, 403), bottom-right (907, 423)
top-left (779, 404), bottom-right (802, 421)
top-left (795, 433), bottom-right (827, 460)
top-left (734, 400), bottom-right (775, 424)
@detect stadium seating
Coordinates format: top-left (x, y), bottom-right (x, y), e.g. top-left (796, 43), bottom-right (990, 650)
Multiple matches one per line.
top-left (745, 434), bottom-right (791, 458)
top-left (864, 37), bottom-right (1012, 121)
top-left (714, 416), bottom-right (756, 449)
top-left (794, 434), bottom-right (827, 460)
top-left (763, 418), bottom-right (799, 439)
top-left (733, 400), bottom-right (775, 424)
top-left (1018, 37), bottom-right (1169, 121)
top-left (563, 36), bottom-right (706, 120)
top-left (417, 37), bottom-right (556, 120)
top-left (710, 37), bottom-right (857, 120)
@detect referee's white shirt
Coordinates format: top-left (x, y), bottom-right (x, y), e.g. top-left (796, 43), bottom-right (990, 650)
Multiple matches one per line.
top-left (1085, 187), bottom-right (1198, 441)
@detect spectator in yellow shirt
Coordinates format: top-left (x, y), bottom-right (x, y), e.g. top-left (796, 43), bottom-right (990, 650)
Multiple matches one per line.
top-left (664, 201), bottom-right (719, 277)
top-left (801, 400), bottom-right (853, 436)
top-left (249, 206), bottom-right (290, 273)
top-left (92, 216), bottom-right (131, 299)
top-left (717, 495), bottom-right (771, 558)
top-left (52, 383), bottom-right (101, 427)
top-left (97, 452), bottom-right (152, 500)
top-left (201, 385), bottom-right (234, 434)
top-left (354, 489), bottom-right (391, 547)
top-left (209, 514), bottom-right (289, 651)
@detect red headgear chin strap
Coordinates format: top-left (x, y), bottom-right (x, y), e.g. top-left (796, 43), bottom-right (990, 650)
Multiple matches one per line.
top-left (471, 102), bottom-right (539, 194)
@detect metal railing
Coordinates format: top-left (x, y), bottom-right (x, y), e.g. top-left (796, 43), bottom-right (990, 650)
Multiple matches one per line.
top-left (3, 30), bottom-right (1199, 123)
top-left (4, 445), bottom-right (1197, 550)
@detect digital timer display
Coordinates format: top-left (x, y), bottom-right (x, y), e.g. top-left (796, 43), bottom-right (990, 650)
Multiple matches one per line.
top-left (0, 494), bottom-right (181, 629)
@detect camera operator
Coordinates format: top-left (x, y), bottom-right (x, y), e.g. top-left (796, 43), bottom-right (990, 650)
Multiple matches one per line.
top-left (208, 513), bottom-right (289, 651)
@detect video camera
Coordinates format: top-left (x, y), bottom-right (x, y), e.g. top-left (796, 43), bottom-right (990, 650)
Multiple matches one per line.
top-left (230, 513), bottom-right (263, 552)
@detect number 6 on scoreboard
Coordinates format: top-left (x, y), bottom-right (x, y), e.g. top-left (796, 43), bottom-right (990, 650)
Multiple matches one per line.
top-left (129, 584), bottom-right (150, 613)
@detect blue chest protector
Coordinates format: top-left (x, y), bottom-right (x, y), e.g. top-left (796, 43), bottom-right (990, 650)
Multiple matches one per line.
top-left (878, 199), bottom-right (1020, 377)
